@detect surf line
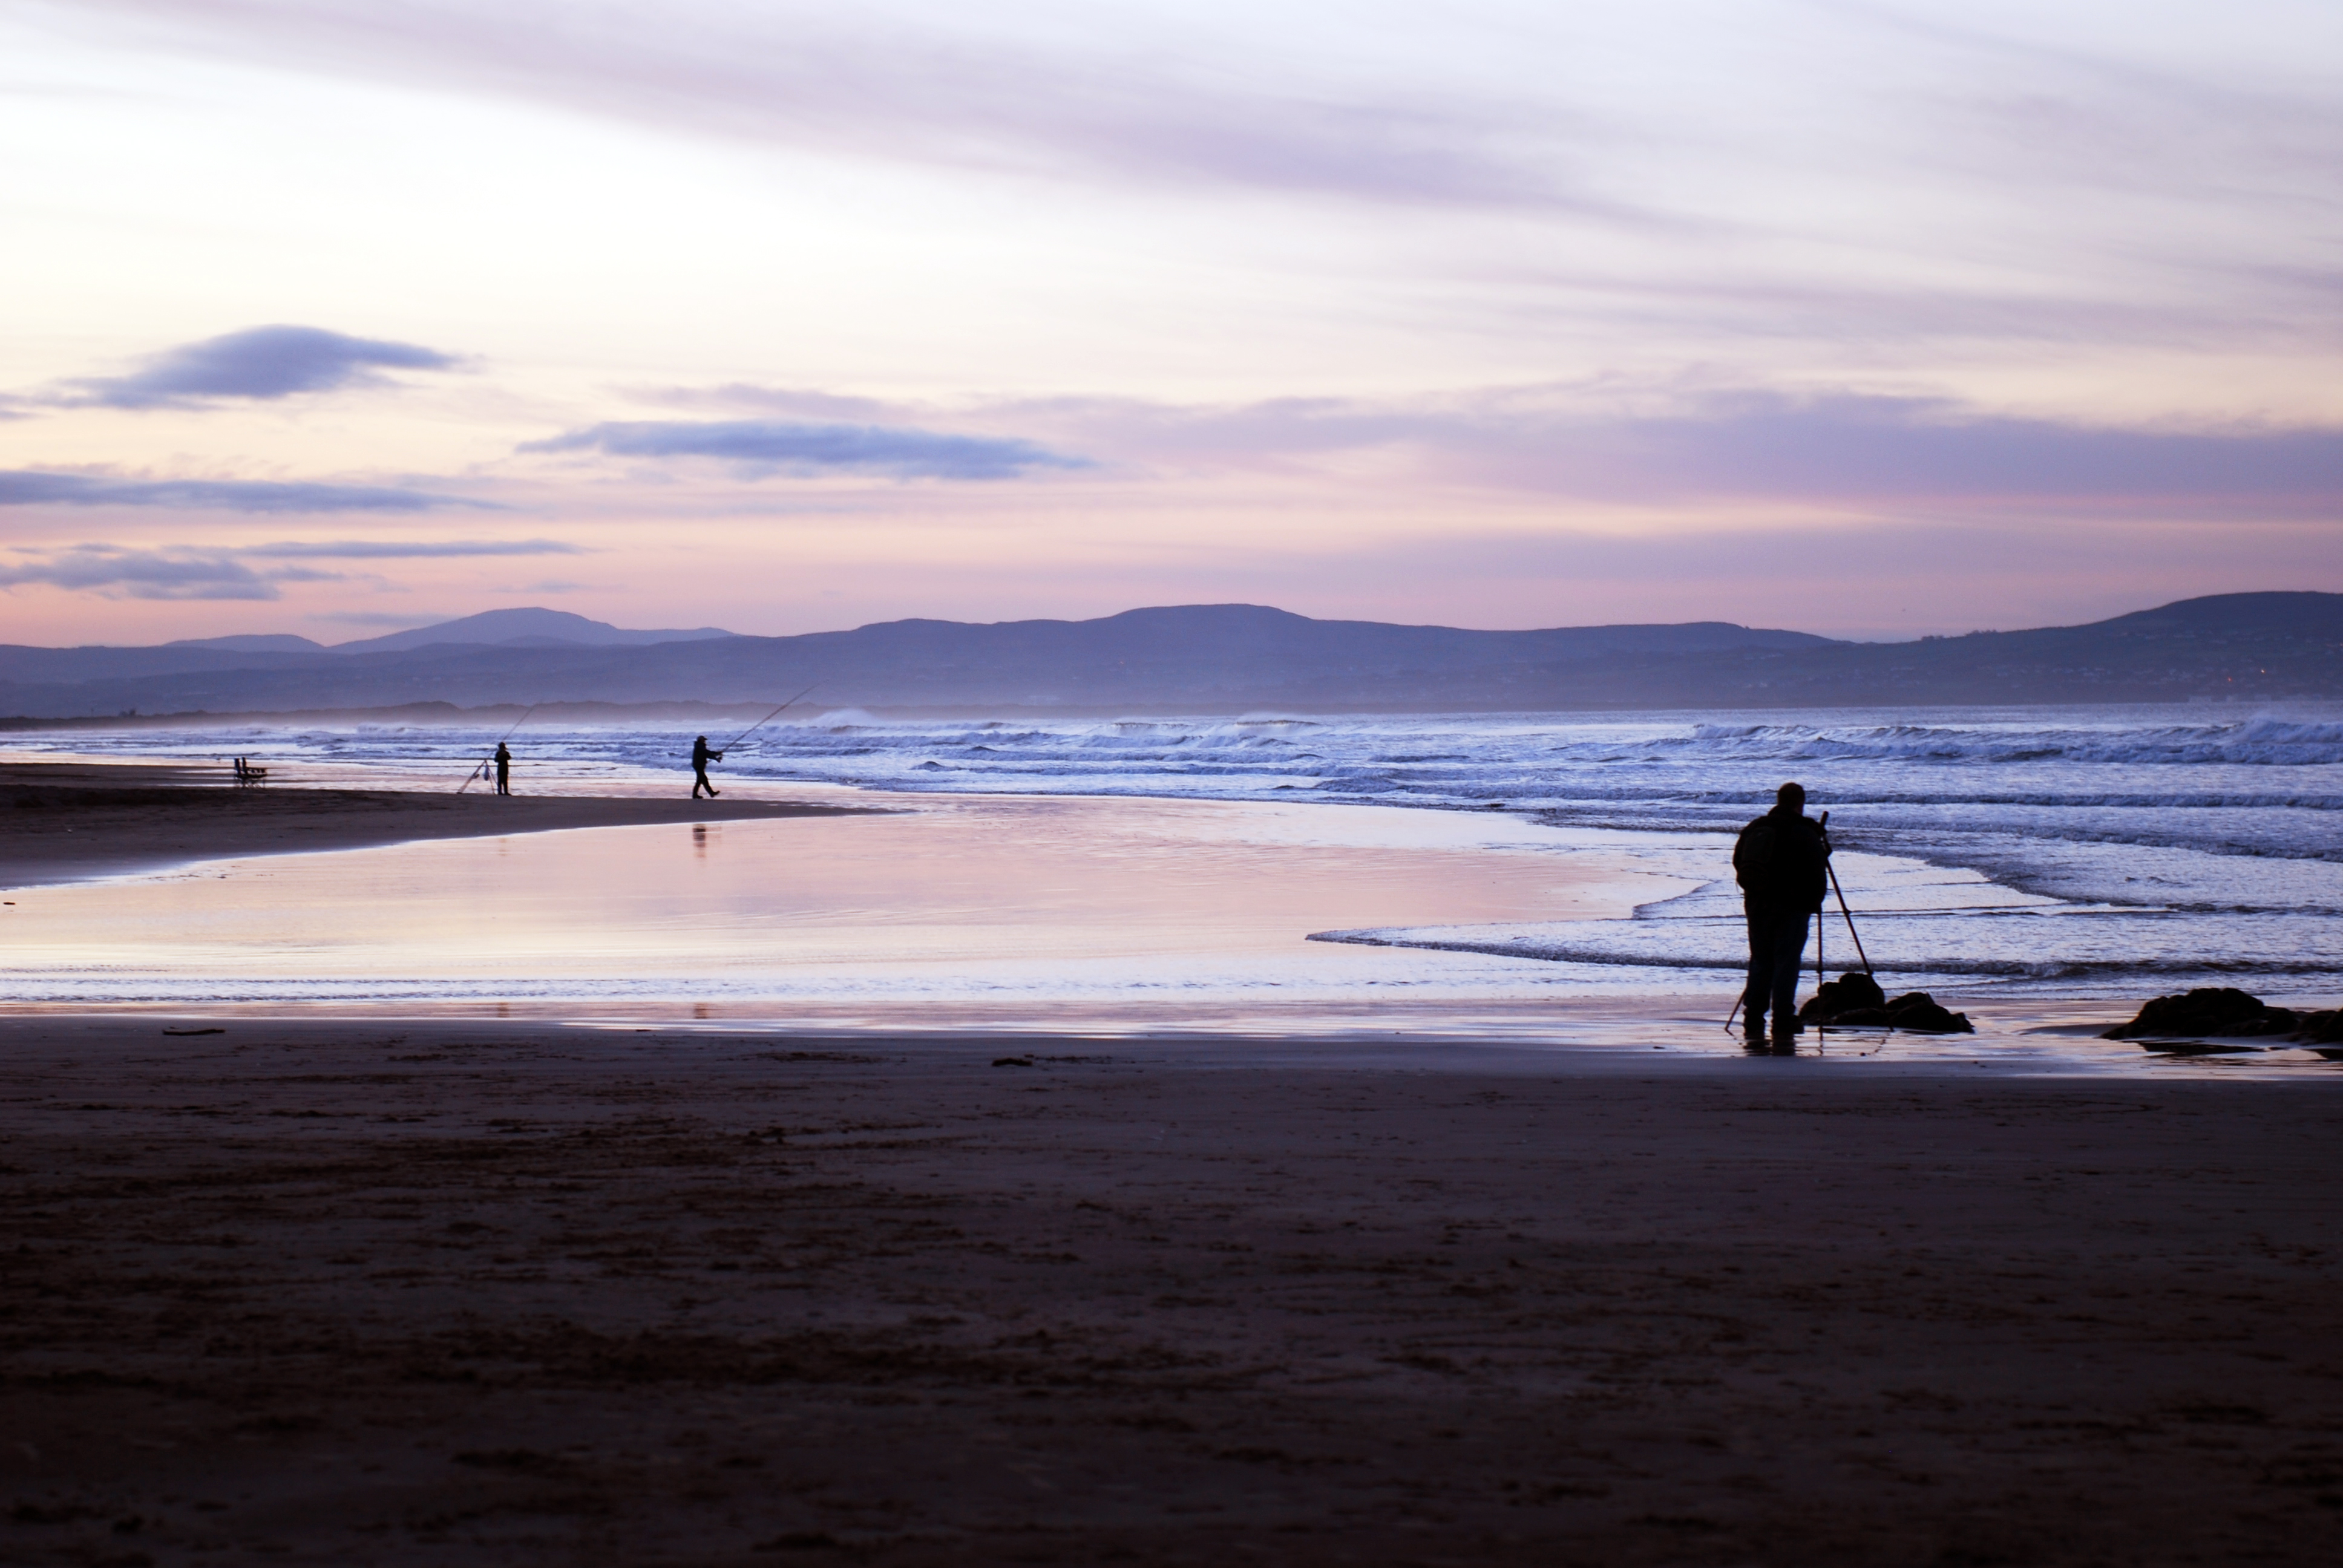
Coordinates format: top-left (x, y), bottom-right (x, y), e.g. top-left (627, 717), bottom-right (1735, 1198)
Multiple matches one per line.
top-left (457, 702), bottom-right (540, 794)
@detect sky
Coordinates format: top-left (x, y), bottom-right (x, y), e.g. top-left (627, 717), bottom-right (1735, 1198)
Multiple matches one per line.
top-left (3, 0), bottom-right (2339, 645)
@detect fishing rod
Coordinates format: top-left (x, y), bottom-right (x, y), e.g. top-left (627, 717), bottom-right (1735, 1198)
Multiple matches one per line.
top-left (456, 701), bottom-right (540, 794)
top-left (715, 682), bottom-right (819, 753)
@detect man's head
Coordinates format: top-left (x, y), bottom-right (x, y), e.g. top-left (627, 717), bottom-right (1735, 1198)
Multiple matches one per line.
top-left (696, 735), bottom-right (707, 743)
top-left (1776, 780), bottom-right (1806, 811)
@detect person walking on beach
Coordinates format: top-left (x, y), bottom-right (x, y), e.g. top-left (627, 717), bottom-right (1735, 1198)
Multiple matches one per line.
top-left (1734, 780), bottom-right (1832, 1051)
top-left (494, 742), bottom-right (512, 797)
top-left (692, 735), bottom-right (723, 799)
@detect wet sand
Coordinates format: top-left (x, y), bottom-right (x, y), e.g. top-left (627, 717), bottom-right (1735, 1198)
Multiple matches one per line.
top-left (0, 762), bottom-right (879, 886)
top-left (0, 775), bottom-right (1672, 1021)
top-left (5, 1014), bottom-right (2341, 1566)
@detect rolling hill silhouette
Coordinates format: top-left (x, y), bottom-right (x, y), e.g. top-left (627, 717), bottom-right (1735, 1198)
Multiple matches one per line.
top-left (2, 594), bottom-right (2335, 720)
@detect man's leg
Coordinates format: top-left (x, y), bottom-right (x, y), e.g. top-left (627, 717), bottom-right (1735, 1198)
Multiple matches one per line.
top-left (1769, 912), bottom-right (1810, 1034)
top-left (1743, 901), bottom-right (1774, 1037)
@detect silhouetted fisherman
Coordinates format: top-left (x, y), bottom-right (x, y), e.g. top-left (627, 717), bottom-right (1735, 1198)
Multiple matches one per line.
top-left (692, 735), bottom-right (723, 799)
top-left (494, 742), bottom-right (512, 797)
top-left (1733, 780), bottom-right (1832, 1052)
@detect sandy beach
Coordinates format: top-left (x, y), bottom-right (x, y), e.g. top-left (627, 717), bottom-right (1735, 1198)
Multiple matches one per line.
top-left (5, 1014), bottom-right (2341, 1566)
top-left (4, 768), bottom-right (2341, 1563)
top-left (0, 762), bottom-right (880, 886)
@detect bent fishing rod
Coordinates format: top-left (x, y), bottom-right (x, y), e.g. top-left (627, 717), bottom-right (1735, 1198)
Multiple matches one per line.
top-left (715, 682), bottom-right (820, 753)
top-left (456, 701), bottom-right (540, 794)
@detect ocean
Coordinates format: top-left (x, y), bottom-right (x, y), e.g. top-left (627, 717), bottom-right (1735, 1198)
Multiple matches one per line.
top-left (13, 701), bottom-right (2340, 1008)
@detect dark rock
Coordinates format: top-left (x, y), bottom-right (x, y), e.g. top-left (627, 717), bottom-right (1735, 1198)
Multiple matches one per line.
top-left (2292, 1009), bottom-right (2343, 1045)
top-left (1806, 984), bottom-right (1974, 1034)
top-left (1878, 991), bottom-right (1976, 1034)
top-left (2102, 987), bottom-right (2295, 1040)
top-left (1797, 971), bottom-right (1886, 1024)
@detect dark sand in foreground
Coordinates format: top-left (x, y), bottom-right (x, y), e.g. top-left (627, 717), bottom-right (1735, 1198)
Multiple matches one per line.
top-left (5, 1016), bottom-right (2340, 1565)
top-left (0, 763), bottom-right (877, 886)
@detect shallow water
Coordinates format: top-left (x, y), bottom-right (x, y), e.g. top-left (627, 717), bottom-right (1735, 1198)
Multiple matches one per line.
top-left (1, 781), bottom-right (2335, 1074)
top-left (0, 795), bottom-right (1662, 1011)
top-left (13, 700), bottom-right (2341, 1004)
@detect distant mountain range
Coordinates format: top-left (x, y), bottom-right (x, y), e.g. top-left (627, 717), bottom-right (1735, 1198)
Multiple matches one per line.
top-left (165, 607), bottom-right (735, 656)
top-left (2, 593), bottom-right (2337, 720)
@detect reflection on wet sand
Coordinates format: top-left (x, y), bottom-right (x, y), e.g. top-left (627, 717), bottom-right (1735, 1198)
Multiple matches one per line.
top-left (0, 794), bottom-right (1677, 1021)
top-left (7, 789), bottom-right (2333, 1070)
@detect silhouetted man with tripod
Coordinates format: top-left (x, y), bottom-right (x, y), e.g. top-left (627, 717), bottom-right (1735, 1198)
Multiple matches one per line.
top-left (1734, 781), bottom-right (1832, 1051)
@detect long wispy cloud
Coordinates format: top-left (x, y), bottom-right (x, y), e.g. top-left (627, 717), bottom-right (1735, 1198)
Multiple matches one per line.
top-left (0, 546), bottom-right (283, 601)
top-left (0, 471), bottom-right (483, 512)
top-left (52, 324), bottom-right (460, 410)
top-left (1573, 394), bottom-right (2343, 504)
top-left (521, 420), bottom-right (1088, 480)
top-left (1082, 390), bottom-right (2343, 506)
top-left (0, 538), bottom-right (581, 601)
top-left (663, 383), bottom-right (2343, 512)
top-left (41, 2), bottom-right (2343, 290)
top-left (44, 1), bottom-right (1614, 215)
top-left (244, 539), bottom-right (580, 558)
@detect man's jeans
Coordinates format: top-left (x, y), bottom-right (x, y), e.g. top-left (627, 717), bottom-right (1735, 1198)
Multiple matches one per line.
top-left (1743, 903), bottom-right (1812, 1026)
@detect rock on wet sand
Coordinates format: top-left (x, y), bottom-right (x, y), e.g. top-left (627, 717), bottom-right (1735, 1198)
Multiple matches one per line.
top-left (2102, 986), bottom-right (2311, 1040)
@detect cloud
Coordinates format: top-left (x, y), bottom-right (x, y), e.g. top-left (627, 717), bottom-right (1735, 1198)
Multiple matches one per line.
top-left (243, 538), bottom-right (581, 558)
top-left (1570, 393), bottom-right (2343, 504)
top-left (1075, 388), bottom-right (2343, 505)
top-left (56, 324), bottom-right (460, 409)
top-left (0, 536), bottom-right (584, 603)
top-left (0, 470), bottom-right (483, 512)
top-left (34, 0), bottom-right (2343, 392)
top-left (521, 420), bottom-right (1089, 480)
top-left (642, 385), bottom-right (909, 422)
top-left (49, 2), bottom-right (1625, 217)
top-left (698, 384), bottom-right (2342, 512)
top-left (0, 546), bottom-right (280, 601)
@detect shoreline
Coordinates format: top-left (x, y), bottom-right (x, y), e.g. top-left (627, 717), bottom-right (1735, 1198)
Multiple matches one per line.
top-left (0, 761), bottom-right (884, 889)
top-left (4, 763), bottom-right (2333, 1074)
top-left (5, 1013), bottom-right (2339, 1563)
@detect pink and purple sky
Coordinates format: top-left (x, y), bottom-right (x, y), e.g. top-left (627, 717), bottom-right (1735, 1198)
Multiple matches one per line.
top-left (4, 0), bottom-right (2339, 645)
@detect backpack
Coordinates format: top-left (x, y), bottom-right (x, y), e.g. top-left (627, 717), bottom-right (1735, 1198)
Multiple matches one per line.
top-left (1732, 814), bottom-right (1780, 892)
